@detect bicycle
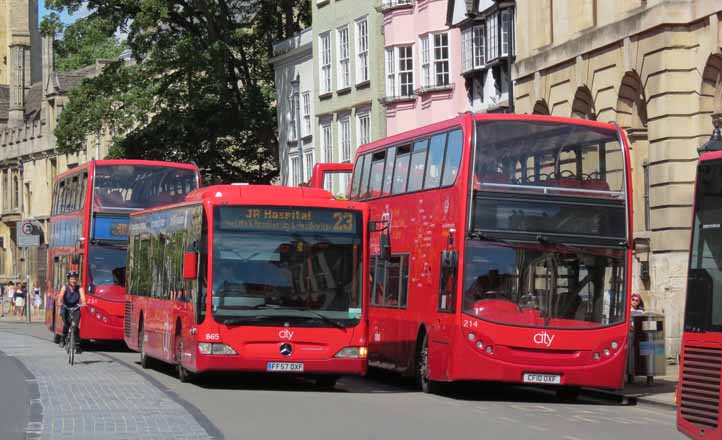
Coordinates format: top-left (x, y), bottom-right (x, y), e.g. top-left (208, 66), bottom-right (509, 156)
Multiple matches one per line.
top-left (65, 304), bottom-right (82, 366)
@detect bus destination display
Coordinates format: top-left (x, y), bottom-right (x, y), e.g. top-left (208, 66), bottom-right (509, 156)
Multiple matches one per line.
top-left (217, 206), bottom-right (358, 234)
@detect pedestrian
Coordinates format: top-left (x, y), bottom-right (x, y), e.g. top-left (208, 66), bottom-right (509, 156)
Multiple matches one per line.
top-left (7, 282), bottom-right (15, 315)
top-left (630, 293), bottom-right (645, 313)
top-left (14, 283), bottom-right (26, 318)
top-left (33, 284), bottom-right (41, 312)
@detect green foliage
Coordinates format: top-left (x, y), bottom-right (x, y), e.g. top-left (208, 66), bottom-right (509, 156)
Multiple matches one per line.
top-left (45, 0), bottom-right (310, 184)
top-left (41, 13), bottom-right (126, 72)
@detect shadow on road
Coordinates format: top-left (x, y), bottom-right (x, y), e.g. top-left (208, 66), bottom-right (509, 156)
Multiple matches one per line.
top-left (126, 358), bottom-right (631, 407)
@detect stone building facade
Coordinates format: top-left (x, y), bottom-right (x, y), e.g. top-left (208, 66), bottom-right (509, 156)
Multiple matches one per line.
top-left (0, 2), bottom-right (110, 287)
top-left (312, 0), bottom-right (386, 194)
top-left (270, 28), bottom-right (315, 188)
top-left (513, 0), bottom-right (722, 357)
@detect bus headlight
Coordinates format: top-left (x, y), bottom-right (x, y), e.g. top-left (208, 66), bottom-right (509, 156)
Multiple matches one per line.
top-left (211, 344), bottom-right (237, 355)
top-left (198, 342), bottom-right (237, 355)
top-left (335, 346), bottom-right (367, 358)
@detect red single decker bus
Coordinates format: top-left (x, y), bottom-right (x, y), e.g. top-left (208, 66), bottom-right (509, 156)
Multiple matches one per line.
top-left (123, 185), bottom-right (369, 385)
top-left (677, 150), bottom-right (722, 440)
top-left (315, 113), bottom-right (633, 394)
top-left (45, 160), bottom-right (200, 343)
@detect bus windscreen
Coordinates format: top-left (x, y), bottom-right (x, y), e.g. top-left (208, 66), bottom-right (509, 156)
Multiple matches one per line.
top-left (94, 165), bottom-right (198, 210)
top-left (211, 206), bottom-right (362, 327)
top-left (685, 159), bottom-right (722, 333)
top-left (463, 242), bottom-right (626, 329)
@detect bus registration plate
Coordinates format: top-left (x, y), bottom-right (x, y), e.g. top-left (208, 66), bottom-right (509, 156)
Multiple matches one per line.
top-left (523, 373), bottom-right (561, 384)
top-left (267, 362), bottom-right (304, 372)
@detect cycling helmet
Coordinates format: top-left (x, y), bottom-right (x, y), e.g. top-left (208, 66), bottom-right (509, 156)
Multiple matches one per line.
top-left (66, 271), bottom-right (79, 280)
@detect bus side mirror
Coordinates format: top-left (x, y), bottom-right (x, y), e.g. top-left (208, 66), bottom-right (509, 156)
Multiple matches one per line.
top-left (183, 252), bottom-right (198, 280)
top-left (441, 250), bottom-right (458, 270)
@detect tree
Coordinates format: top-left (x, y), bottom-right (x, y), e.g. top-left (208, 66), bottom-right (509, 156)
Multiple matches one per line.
top-left (42, 0), bottom-right (310, 184)
top-left (41, 13), bottom-right (126, 72)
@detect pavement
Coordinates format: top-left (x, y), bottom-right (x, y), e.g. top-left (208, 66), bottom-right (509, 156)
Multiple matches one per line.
top-left (0, 320), bottom-right (684, 440)
top-left (0, 323), bottom-right (219, 439)
top-left (622, 364), bottom-right (678, 409)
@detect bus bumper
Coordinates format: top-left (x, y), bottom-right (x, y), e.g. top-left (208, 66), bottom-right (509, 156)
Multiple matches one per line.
top-left (194, 355), bottom-right (367, 376)
top-left (79, 307), bottom-right (124, 341)
top-left (449, 340), bottom-right (626, 390)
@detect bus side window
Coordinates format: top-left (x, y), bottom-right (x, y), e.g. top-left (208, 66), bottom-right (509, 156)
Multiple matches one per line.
top-left (57, 180), bottom-right (66, 214)
top-left (350, 155), bottom-right (365, 200)
top-left (71, 176), bottom-right (81, 211)
top-left (80, 173), bottom-right (88, 209)
top-left (51, 184), bottom-right (58, 216)
top-left (441, 129), bottom-right (463, 187)
top-left (392, 145), bottom-right (411, 194)
top-left (370, 256), bottom-right (381, 306)
top-left (424, 133), bottom-right (447, 189)
top-left (359, 153), bottom-right (373, 199)
top-left (368, 151), bottom-right (386, 198)
top-left (384, 255), bottom-right (409, 308)
top-left (407, 139), bottom-right (429, 193)
top-left (381, 147), bottom-right (396, 196)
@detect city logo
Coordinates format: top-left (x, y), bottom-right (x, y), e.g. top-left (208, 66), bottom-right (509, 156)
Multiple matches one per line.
top-left (279, 329), bottom-right (294, 340)
top-left (279, 343), bottom-right (293, 356)
top-left (533, 331), bottom-right (556, 347)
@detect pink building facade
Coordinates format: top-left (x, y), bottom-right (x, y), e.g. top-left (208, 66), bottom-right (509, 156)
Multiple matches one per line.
top-left (381, 0), bottom-right (468, 136)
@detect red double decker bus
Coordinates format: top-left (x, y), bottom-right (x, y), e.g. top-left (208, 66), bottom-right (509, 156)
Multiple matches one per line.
top-left (677, 150), bottom-right (722, 439)
top-left (123, 185), bottom-right (369, 385)
top-left (45, 160), bottom-right (200, 343)
top-left (316, 113), bottom-right (633, 394)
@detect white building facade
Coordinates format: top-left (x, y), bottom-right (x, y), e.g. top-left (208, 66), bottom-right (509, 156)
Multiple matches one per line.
top-left (270, 28), bottom-right (316, 187)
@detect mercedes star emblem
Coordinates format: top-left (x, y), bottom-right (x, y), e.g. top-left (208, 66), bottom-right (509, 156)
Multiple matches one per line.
top-left (279, 343), bottom-right (293, 356)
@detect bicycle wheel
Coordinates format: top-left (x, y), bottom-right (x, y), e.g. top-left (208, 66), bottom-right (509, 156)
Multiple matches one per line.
top-left (68, 327), bottom-right (75, 366)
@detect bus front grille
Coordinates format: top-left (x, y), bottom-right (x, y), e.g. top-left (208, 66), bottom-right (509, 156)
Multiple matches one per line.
top-left (124, 301), bottom-right (132, 339)
top-left (680, 345), bottom-right (722, 429)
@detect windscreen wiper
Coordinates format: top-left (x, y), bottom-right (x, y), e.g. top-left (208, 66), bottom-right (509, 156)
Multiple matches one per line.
top-left (261, 306), bottom-right (348, 330)
top-left (468, 229), bottom-right (512, 245)
top-left (302, 310), bottom-right (347, 330)
top-left (223, 308), bottom-right (347, 330)
top-left (535, 235), bottom-right (586, 255)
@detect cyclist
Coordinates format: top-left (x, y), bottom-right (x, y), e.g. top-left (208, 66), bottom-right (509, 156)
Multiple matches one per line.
top-left (58, 271), bottom-right (86, 352)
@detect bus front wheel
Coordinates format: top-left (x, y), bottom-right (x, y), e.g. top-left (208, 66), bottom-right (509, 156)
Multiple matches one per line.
top-left (139, 323), bottom-right (152, 369)
top-left (176, 332), bottom-right (193, 383)
top-left (416, 333), bottom-right (441, 394)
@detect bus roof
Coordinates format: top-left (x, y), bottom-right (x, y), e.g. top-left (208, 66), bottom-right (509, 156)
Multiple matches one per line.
top-left (55, 159), bottom-right (198, 181)
top-left (130, 184), bottom-right (367, 217)
top-left (354, 113), bottom-right (620, 156)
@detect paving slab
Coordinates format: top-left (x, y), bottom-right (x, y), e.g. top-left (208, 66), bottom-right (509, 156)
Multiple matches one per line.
top-left (0, 330), bottom-right (220, 440)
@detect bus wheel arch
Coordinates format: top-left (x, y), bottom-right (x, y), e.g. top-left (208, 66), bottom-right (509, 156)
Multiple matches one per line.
top-left (138, 313), bottom-right (151, 369)
top-left (415, 325), bottom-right (440, 394)
top-left (175, 321), bottom-right (193, 383)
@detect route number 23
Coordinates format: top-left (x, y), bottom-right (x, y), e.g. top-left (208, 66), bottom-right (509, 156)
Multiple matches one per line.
top-left (333, 212), bottom-right (353, 232)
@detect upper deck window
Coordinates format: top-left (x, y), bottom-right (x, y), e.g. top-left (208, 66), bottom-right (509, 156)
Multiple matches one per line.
top-left (94, 165), bottom-right (198, 211)
top-left (474, 120), bottom-right (624, 199)
top-left (52, 171), bottom-right (89, 216)
top-left (353, 127), bottom-right (463, 200)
